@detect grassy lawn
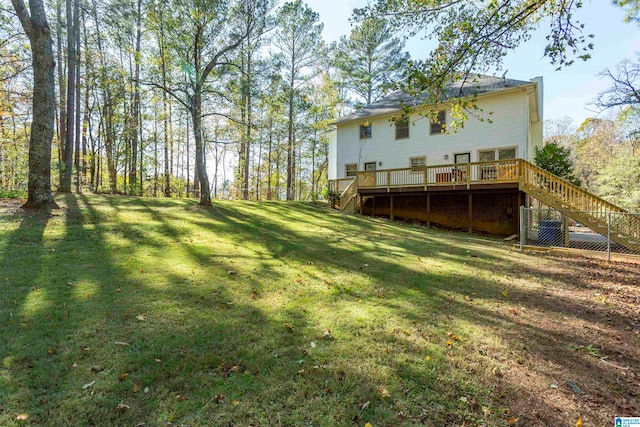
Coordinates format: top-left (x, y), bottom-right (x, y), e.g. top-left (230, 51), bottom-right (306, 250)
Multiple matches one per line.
top-left (0, 195), bottom-right (638, 426)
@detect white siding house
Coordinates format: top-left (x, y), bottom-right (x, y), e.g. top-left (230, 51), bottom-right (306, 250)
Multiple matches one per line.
top-left (329, 75), bottom-right (543, 180)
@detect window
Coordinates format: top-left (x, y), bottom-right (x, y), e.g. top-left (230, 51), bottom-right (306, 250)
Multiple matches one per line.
top-left (478, 148), bottom-right (517, 161)
top-left (345, 163), bottom-right (357, 177)
top-left (478, 148), bottom-right (517, 180)
top-left (359, 123), bottom-right (372, 139)
top-left (410, 156), bottom-right (426, 169)
top-left (364, 162), bottom-right (377, 171)
top-left (478, 150), bottom-right (496, 162)
top-left (430, 110), bottom-right (446, 135)
top-left (454, 153), bottom-right (470, 164)
top-left (395, 117), bottom-right (409, 139)
top-left (498, 148), bottom-right (516, 160)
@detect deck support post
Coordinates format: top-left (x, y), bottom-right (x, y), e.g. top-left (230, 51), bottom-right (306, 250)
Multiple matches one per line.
top-left (517, 191), bottom-right (523, 233)
top-left (468, 193), bottom-right (473, 233)
top-left (390, 195), bottom-right (394, 221)
top-left (372, 197), bottom-right (375, 217)
top-left (563, 213), bottom-right (570, 247)
top-left (427, 193), bottom-right (431, 228)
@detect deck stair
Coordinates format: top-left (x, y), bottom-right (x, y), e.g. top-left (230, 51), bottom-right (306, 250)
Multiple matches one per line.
top-left (520, 161), bottom-right (639, 252)
top-left (339, 178), bottom-right (358, 214)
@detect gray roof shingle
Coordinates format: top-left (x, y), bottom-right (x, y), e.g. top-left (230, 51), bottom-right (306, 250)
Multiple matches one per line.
top-left (334, 74), bottom-right (534, 125)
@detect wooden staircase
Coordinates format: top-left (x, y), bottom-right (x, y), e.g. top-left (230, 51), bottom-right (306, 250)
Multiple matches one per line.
top-left (339, 178), bottom-right (358, 214)
top-left (520, 161), bottom-right (640, 252)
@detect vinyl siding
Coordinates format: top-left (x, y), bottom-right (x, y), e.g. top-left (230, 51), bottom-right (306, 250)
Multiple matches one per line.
top-left (332, 89), bottom-right (535, 179)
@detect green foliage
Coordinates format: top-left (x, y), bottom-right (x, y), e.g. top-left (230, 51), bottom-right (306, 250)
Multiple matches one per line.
top-left (595, 149), bottom-right (640, 210)
top-left (614, 0), bottom-right (640, 23)
top-left (321, 186), bottom-right (340, 207)
top-left (534, 142), bottom-right (581, 186)
top-left (0, 189), bottom-right (27, 199)
top-left (333, 16), bottom-right (409, 106)
top-left (357, 1), bottom-right (599, 117)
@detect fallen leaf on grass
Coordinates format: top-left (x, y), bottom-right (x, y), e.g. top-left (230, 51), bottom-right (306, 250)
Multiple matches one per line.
top-left (448, 333), bottom-right (460, 341)
top-left (284, 322), bottom-right (293, 331)
top-left (116, 403), bottom-right (130, 412)
top-left (425, 355), bottom-right (431, 361)
top-left (482, 406), bottom-right (492, 416)
top-left (215, 394), bottom-right (225, 404)
top-left (16, 414), bottom-right (29, 421)
top-left (492, 367), bottom-right (503, 377)
top-left (361, 401), bottom-right (370, 410)
top-left (502, 291), bottom-right (508, 298)
top-left (176, 394), bottom-right (185, 401)
top-left (83, 381), bottom-right (96, 389)
top-left (507, 418), bottom-right (519, 424)
top-left (377, 387), bottom-right (390, 398)
top-left (136, 315), bottom-right (147, 321)
top-left (118, 373), bottom-right (129, 382)
top-left (133, 383), bottom-right (140, 393)
top-left (576, 418), bottom-right (583, 427)
top-left (365, 423), bottom-right (373, 427)
top-left (114, 341), bottom-right (130, 346)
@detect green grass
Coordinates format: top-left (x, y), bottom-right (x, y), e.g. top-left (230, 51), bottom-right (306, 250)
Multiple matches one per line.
top-left (0, 195), bottom-right (636, 426)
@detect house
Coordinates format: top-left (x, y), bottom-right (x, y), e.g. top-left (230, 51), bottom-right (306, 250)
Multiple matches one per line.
top-left (327, 74), bottom-right (544, 235)
top-left (326, 74), bottom-right (639, 250)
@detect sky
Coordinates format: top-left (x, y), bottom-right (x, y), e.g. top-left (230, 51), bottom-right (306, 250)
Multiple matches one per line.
top-left (304, 0), bottom-right (640, 130)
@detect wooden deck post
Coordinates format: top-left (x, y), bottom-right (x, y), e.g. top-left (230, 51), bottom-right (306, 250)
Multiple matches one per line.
top-left (563, 214), bottom-right (570, 247)
top-left (390, 195), bottom-right (394, 221)
top-left (468, 193), bottom-right (473, 233)
top-left (372, 197), bottom-right (375, 217)
top-left (427, 193), bottom-right (431, 227)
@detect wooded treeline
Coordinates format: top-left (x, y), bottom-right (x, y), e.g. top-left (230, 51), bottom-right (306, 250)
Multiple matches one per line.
top-left (544, 108), bottom-right (640, 211)
top-left (1, 0), bottom-right (411, 204)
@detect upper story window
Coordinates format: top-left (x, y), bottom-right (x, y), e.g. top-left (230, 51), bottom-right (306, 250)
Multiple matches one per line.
top-left (395, 117), bottom-right (409, 140)
top-left (430, 110), bottom-right (446, 135)
top-left (359, 123), bottom-right (372, 139)
top-left (345, 163), bottom-right (358, 177)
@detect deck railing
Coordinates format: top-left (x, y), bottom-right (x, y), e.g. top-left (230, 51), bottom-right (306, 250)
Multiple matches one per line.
top-left (348, 159), bottom-right (521, 190)
top-left (328, 178), bottom-right (355, 194)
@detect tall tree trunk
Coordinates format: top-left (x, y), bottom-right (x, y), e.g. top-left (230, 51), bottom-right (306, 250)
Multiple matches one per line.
top-left (186, 114), bottom-right (190, 198)
top-left (55, 0), bottom-right (66, 184)
top-left (129, 0), bottom-right (142, 194)
top-left (192, 90), bottom-right (211, 205)
top-left (159, 18), bottom-right (171, 198)
top-left (73, 1), bottom-right (80, 193)
top-left (286, 82), bottom-right (294, 200)
top-left (12, 0), bottom-right (58, 210)
top-left (61, 0), bottom-right (77, 192)
top-left (266, 116), bottom-right (273, 200)
top-left (91, 0), bottom-right (116, 193)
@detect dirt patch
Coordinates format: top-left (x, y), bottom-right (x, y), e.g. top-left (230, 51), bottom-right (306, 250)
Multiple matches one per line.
top-left (0, 199), bottom-right (25, 215)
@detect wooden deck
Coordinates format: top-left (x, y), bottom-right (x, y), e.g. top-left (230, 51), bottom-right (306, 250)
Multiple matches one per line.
top-left (329, 159), bottom-right (639, 249)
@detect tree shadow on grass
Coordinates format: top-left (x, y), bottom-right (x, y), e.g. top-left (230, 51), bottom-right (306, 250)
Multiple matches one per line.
top-left (1, 195), bottom-right (637, 426)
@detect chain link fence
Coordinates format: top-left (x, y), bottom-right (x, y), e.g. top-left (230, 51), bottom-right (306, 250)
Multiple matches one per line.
top-left (519, 207), bottom-right (640, 259)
